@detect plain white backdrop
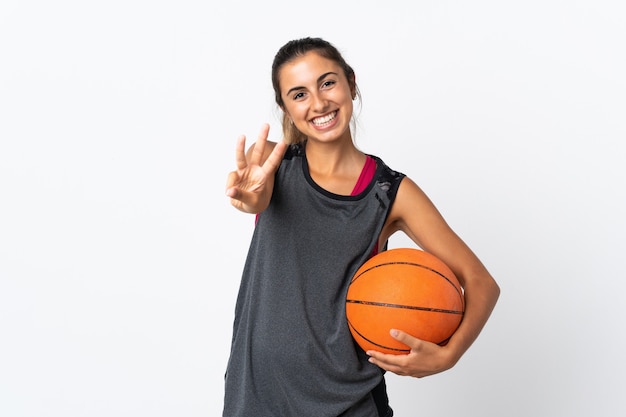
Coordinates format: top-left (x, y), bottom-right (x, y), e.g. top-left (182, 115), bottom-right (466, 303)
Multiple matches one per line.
top-left (1, 1), bottom-right (625, 416)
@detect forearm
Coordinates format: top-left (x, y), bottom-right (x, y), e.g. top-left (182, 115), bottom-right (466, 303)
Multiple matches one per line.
top-left (445, 272), bottom-right (500, 365)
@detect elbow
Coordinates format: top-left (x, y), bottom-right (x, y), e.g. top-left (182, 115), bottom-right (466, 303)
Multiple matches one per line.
top-left (488, 276), bottom-right (501, 306)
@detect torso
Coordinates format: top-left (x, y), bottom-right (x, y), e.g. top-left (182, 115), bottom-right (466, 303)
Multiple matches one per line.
top-left (224, 142), bottom-right (405, 416)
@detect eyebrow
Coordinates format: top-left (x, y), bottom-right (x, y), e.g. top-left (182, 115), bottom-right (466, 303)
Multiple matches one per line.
top-left (285, 71), bottom-right (338, 97)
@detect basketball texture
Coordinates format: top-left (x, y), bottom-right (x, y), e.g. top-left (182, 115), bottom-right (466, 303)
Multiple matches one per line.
top-left (346, 248), bottom-right (465, 354)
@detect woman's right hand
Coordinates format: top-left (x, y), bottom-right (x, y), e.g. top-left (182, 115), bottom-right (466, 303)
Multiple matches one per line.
top-left (225, 123), bottom-right (288, 213)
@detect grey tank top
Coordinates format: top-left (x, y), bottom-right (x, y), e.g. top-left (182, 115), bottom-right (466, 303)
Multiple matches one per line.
top-left (223, 143), bottom-right (405, 417)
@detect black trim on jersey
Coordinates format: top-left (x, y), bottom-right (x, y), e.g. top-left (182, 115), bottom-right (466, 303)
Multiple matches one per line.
top-left (284, 142), bottom-right (405, 202)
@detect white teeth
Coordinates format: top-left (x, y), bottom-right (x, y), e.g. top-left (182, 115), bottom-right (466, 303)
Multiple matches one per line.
top-left (312, 111), bottom-right (336, 126)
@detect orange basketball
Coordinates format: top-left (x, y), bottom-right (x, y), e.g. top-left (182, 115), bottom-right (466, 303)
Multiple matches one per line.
top-left (346, 248), bottom-right (464, 355)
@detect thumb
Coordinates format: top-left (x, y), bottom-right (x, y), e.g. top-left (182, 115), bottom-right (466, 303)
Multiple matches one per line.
top-left (390, 328), bottom-right (421, 347)
top-left (390, 328), bottom-right (406, 341)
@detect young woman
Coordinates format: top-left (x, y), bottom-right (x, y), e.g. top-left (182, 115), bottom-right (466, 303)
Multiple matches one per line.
top-left (223, 37), bottom-right (500, 417)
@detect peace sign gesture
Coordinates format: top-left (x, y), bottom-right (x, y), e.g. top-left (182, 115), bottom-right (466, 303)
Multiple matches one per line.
top-left (225, 123), bottom-right (288, 213)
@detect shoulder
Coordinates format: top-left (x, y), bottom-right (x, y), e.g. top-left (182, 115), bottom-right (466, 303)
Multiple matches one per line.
top-left (390, 175), bottom-right (445, 230)
top-left (369, 155), bottom-right (405, 199)
top-left (377, 173), bottom-right (448, 250)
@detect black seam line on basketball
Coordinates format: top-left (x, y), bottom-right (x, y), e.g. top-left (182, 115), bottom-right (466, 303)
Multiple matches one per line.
top-left (347, 320), bottom-right (410, 353)
top-left (352, 261), bottom-right (464, 298)
top-left (346, 299), bottom-right (464, 315)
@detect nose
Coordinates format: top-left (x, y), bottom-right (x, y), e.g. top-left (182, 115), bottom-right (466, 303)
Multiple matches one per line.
top-left (310, 92), bottom-right (329, 112)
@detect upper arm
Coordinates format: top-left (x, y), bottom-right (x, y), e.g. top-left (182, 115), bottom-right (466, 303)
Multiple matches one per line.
top-left (382, 177), bottom-right (488, 287)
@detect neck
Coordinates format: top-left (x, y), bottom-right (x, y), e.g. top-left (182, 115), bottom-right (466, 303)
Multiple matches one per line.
top-left (305, 138), bottom-right (364, 176)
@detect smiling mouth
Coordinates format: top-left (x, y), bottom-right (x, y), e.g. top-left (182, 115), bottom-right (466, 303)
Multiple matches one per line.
top-left (311, 111), bottom-right (337, 127)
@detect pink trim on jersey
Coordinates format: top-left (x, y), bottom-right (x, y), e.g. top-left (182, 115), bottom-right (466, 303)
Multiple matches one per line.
top-left (351, 155), bottom-right (376, 196)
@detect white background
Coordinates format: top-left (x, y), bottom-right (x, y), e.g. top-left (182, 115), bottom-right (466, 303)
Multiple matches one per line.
top-left (1, 1), bottom-right (625, 416)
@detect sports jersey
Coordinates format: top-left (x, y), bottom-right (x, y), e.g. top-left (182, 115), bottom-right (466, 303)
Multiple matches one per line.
top-left (223, 143), bottom-right (405, 416)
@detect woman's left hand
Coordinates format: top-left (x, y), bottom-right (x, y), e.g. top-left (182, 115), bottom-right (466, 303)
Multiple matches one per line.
top-left (366, 329), bottom-right (458, 378)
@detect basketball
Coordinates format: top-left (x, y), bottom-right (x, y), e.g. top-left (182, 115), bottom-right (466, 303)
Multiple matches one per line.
top-left (346, 248), bottom-right (465, 355)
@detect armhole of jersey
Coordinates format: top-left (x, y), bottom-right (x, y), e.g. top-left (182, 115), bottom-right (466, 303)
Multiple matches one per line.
top-left (354, 156), bottom-right (382, 257)
top-left (370, 157), bottom-right (405, 258)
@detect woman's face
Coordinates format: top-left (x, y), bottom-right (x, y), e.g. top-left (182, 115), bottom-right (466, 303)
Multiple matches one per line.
top-left (278, 51), bottom-right (355, 144)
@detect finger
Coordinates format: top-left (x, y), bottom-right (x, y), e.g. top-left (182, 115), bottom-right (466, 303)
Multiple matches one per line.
top-left (366, 351), bottom-right (408, 375)
top-left (234, 135), bottom-right (247, 170)
top-left (226, 184), bottom-right (253, 212)
top-left (249, 123), bottom-right (270, 165)
top-left (262, 140), bottom-right (288, 175)
top-left (225, 171), bottom-right (241, 198)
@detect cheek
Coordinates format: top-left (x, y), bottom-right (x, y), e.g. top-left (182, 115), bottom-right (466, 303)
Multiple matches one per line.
top-left (284, 103), bottom-right (305, 119)
top-left (343, 95), bottom-right (354, 114)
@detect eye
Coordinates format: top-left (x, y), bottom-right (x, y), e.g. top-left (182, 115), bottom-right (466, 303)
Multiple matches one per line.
top-left (321, 80), bottom-right (336, 89)
top-left (293, 91), bottom-right (306, 100)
